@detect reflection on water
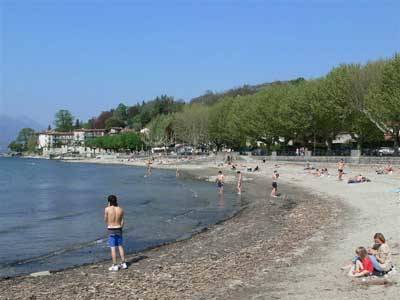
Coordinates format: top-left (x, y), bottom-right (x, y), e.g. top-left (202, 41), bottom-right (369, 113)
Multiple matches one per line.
top-left (218, 193), bottom-right (225, 209)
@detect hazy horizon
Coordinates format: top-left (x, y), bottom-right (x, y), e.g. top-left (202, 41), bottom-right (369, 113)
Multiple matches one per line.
top-left (2, 1), bottom-right (399, 125)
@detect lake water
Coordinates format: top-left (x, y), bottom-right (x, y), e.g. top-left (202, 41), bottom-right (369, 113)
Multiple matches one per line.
top-left (0, 157), bottom-right (240, 277)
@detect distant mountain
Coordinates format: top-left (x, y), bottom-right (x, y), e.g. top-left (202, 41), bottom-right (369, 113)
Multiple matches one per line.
top-left (0, 115), bottom-right (44, 152)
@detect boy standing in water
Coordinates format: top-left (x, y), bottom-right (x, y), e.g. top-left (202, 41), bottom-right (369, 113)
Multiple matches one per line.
top-left (216, 170), bottom-right (224, 194)
top-left (236, 171), bottom-right (243, 195)
top-left (105, 195), bottom-right (127, 271)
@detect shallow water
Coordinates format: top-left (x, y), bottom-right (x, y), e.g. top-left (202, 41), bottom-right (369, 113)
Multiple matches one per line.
top-left (0, 157), bottom-right (240, 277)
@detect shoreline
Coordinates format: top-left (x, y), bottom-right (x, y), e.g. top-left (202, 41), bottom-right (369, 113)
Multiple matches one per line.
top-left (1, 157), bottom-right (399, 299)
top-left (0, 159), bottom-right (339, 300)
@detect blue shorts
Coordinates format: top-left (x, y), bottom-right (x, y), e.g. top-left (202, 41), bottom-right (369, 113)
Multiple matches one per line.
top-left (108, 234), bottom-right (123, 247)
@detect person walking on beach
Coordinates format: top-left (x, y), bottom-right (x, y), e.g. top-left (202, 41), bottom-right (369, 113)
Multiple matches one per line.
top-left (271, 170), bottom-right (279, 197)
top-left (337, 159), bottom-right (345, 181)
top-left (105, 195), bottom-right (127, 271)
top-left (236, 171), bottom-right (243, 195)
top-left (216, 170), bottom-right (224, 194)
top-left (271, 170), bottom-right (279, 198)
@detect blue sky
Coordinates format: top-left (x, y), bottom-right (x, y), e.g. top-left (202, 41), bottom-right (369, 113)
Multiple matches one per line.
top-left (1, 0), bottom-right (399, 126)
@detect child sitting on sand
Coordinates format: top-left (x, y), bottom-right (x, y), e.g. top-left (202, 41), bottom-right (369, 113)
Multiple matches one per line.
top-left (347, 247), bottom-right (374, 277)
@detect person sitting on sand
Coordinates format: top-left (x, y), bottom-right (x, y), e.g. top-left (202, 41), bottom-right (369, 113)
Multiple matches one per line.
top-left (376, 163), bottom-right (394, 175)
top-left (368, 233), bottom-right (393, 274)
top-left (271, 171), bottom-right (279, 198)
top-left (304, 162), bottom-right (314, 170)
top-left (216, 170), bottom-right (224, 194)
top-left (313, 169), bottom-right (321, 177)
top-left (236, 171), bottom-right (243, 195)
top-left (348, 246), bottom-right (374, 277)
top-left (254, 165), bottom-right (259, 172)
top-left (347, 174), bottom-right (370, 184)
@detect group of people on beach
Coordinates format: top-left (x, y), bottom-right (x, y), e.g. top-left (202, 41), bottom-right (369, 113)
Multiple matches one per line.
top-left (104, 157), bottom-right (397, 276)
top-left (345, 233), bottom-right (395, 278)
top-left (216, 167), bottom-right (279, 198)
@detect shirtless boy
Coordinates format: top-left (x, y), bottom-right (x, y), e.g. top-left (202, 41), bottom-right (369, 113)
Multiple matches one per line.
top-left (337, 159), bottom-right (345, 181)
top-left (216, 170), bottom-right (224, 194)
top-left (271, 170), bottom-right (279, 197)
top-left (104, 195), bottom-right (127, 271)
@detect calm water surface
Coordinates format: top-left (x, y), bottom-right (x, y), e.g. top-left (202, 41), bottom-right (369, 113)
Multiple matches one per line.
top-left (0, 157), bottom-right (240, 277)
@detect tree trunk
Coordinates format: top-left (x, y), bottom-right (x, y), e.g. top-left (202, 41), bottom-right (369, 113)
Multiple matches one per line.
top-left (327, 137), bottom-right (333, 155)
top-left (394, 126), bottom-right (399, 156)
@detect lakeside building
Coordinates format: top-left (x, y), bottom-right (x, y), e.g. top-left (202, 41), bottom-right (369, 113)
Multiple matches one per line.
top-left (37, 129), bottom-right (106, 157)
top-left (73, 129), bottom-right (106, 146)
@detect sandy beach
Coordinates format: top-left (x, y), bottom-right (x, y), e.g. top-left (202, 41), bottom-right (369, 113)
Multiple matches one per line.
top-left (0, 156), bottom-right (399, 299)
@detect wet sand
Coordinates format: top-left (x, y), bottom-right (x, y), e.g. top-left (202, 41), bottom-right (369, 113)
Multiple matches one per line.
top-left (1, 157), bottom-right (399, 299)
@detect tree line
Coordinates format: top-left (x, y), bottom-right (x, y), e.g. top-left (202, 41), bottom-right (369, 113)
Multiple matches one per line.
top-left (144, 53), bottom-right (400, 155)
top-left (9, 53), bottom-right (400, 155)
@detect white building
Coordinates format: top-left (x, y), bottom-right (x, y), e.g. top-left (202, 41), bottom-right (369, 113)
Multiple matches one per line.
top-left (38, 129), bottom-right (106, 156)
top-left (73, 129), bottom-right (105, 145)
top-left (38, 131), bottom-right (74, 149)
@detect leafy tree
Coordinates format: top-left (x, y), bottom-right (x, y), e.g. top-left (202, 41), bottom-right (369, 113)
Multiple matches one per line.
top-left (127, 105), bottom-right (140, 118)
top-left (173, 104), bottom-right (210, 147)
top-left (114, 103), bottom-right (128, 121)
top-left (105, 117), bottom-right (126, 130)
top-left (8, 141), bottom-right (24, 152)
top-left (143, 114), bottom-right (174, 148)
top-left (74, 119), bottom-right (81, 129)
top-left (128, 114), bottom-right (143, 131)
top-left (55, 110), bottom-right (74, 132)
top-left (16, 128), bottom-right (36, 146)
top-left (94, 111), bottom-right (113, 129)
top-left (367, 53), bottom-right (400, 154)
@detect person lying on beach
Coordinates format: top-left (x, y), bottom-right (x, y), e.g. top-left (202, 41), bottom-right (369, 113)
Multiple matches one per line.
top-left (367, 233), bottom-right (394, 275)
top-left (347, 174), bottom-right (370, 184)
top-left (347, 247), bottom-right (374, 277)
